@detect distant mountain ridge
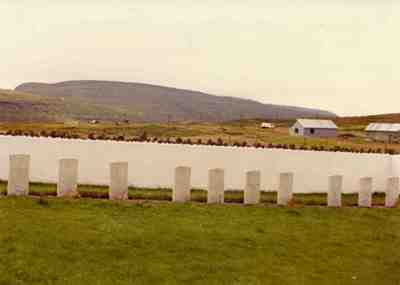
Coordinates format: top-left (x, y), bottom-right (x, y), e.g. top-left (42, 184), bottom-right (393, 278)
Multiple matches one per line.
top-left (13, 80), bottom-right (336, 122)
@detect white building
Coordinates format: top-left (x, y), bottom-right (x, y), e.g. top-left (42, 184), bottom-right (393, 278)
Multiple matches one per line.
top-left (289, 119), bottom-right (338, 138)
top-left (261, 122), bottom-right (275, 129)
top-left (365, 123), bottom-right (400, 143)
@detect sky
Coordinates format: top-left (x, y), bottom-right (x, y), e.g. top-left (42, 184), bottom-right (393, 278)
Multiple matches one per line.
top-left (1, 0), bottom-right (399, 116)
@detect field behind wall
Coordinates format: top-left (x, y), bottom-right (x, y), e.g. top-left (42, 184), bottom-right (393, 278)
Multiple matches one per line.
top-left (1, 117), bottom-right (400, 153)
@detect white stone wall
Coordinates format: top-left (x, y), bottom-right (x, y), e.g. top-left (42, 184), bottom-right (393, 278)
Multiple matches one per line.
top-left (392, 155), bottom-right (400, 178)
top-left (0, 135), bottom-right (395, 193)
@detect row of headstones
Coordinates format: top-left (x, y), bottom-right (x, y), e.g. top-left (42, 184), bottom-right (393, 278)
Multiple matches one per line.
top-left (175, 167), bottom-right (400, 207)
top-left (6, 154), bottom-right (400, 207)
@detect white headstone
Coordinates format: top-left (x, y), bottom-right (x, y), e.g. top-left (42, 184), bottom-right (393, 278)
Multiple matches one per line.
top-left (358, 177), bottom-right (372, 207)
top-left (328, 175), bottom-right (342, 207)
top-left (173, 166), bottom-right (191, 202)
top-left (207, 168), bottom-right (225, 204)
top-left (385, 177), bottom-right (399, 208)
top-left (7, 154), bottom-right (30, 196)
top-left (109, 162), bottom-right (129, 200)
top-left (244, 170), bottom-right (261, 204)
top-left (278, 172), bottom-right (294, 206)
top-left (57, 159), bottom-right (79, 197)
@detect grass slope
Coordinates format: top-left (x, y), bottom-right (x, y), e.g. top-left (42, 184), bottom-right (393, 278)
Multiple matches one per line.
top-left (15, 81), bottom-right (336, 122)
top-left (0, 89), bottom-right (63, 122)
top-left (1, 196), bottom-right (400, 285)
top-left (336, 113), bottom-right (400, 125)
top-left (0, 89), bottom-right (138, 123)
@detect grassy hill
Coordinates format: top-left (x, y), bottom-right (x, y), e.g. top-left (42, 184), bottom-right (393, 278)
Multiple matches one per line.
top-left (13, 80), bottom-right (336, 122)
top-left (0, 88), bottom-right (140, 123)
top-left (0, 89), bottom-right (63, 122)
top-left (336, 113), bottom-right (400, 129)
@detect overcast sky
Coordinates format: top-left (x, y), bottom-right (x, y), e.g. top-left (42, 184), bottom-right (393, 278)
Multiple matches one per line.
top-left (1, 0), bottom-right (399, 116)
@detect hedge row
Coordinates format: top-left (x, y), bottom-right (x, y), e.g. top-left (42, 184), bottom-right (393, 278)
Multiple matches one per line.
top-left (3, 130), bottom-right (398, 155)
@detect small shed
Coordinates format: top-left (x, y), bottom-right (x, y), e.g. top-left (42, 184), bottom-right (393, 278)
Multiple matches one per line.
top-left (261, 122), bottom-right (275, 129)
top-left (289, 119), bottom-right (338, 138)
top-left (365, 123), bottom-right (400, 143)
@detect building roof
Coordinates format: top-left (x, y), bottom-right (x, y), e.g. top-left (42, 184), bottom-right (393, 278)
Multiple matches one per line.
top-left (365, 123), bottom-right (400, 132)
top-left (261, 122), bottom-right (274, 127)
top-left (295, 119), bottom-right (338, 129)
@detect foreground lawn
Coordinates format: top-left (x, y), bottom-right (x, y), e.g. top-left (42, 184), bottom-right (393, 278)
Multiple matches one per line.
top-left (1, 197), bottom-right (400, 285)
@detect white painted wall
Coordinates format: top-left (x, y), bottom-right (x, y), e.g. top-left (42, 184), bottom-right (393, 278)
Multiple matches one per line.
top-left (391, 155), bottom-right (400, 178)
top-left (289, 121), bottom-right (304, 136)
top-left (0, 136), bottom-right (395, 193)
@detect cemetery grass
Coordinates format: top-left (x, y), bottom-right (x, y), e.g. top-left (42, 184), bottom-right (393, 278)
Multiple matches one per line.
top-left (1, 196), bottom-right (400, 285)
top-left (0, 181), bottom-right (389, 206)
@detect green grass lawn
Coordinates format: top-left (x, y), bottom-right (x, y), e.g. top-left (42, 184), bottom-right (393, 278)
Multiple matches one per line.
top-left (1, 196), bottom-right (400, 285)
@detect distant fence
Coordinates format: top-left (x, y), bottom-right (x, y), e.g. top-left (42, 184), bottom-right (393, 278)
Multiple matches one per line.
top-left (0, 136), bottom-right (399, 194)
